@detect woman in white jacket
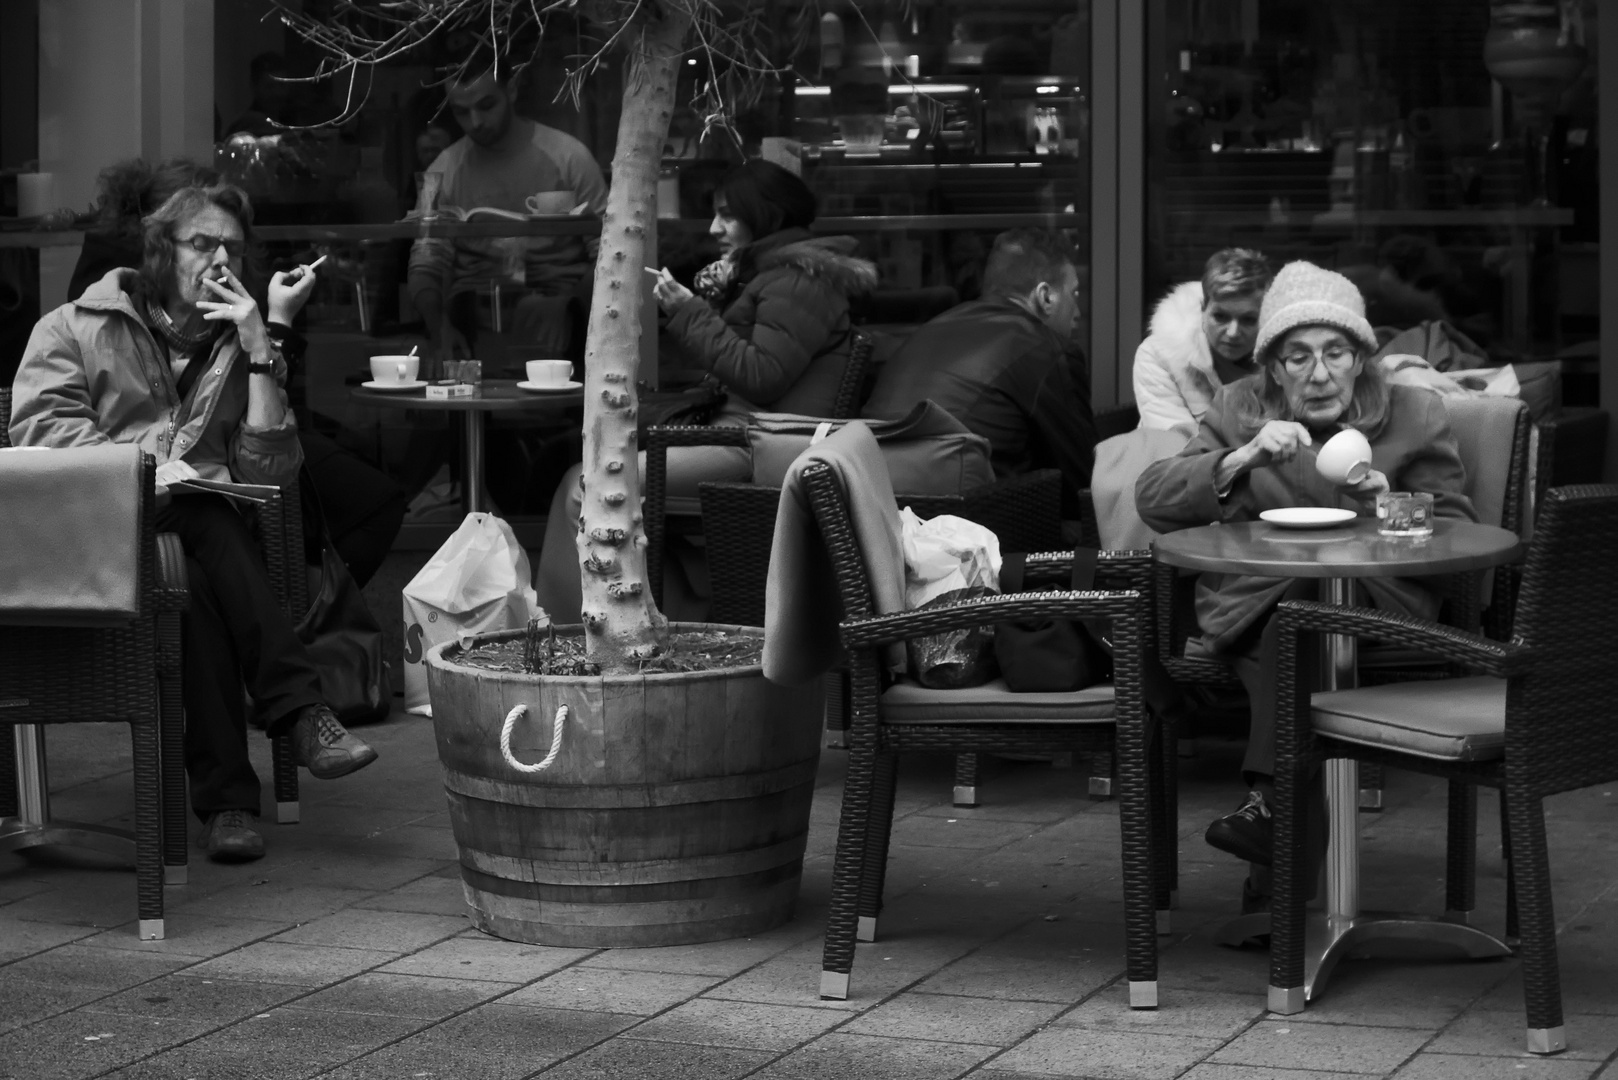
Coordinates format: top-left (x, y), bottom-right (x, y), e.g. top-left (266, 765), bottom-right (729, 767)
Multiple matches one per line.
top-left (1133, 248), bottom-right (1273, 435)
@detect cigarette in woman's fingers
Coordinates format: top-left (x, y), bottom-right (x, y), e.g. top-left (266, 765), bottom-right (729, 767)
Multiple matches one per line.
top-left (644, 266), bottom-right (664, 278)
top-left (307, 254), bottom-right (328, 271)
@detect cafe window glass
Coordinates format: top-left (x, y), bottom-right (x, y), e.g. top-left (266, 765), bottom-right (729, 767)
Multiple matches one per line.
top-left (658, 2), bottom-right (1094, 346)
top-left (1144, 0), bottom-right (1599, 392)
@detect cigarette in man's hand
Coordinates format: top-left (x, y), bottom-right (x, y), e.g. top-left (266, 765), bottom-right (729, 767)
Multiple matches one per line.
top-left (644, 266), bottom-right (664, 278)
top-left (291, 254), bottom-right (328, 281)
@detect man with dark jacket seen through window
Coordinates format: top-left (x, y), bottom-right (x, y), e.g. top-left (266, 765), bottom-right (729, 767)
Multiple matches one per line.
top-left (861, 228), bottom-right (1098, 513)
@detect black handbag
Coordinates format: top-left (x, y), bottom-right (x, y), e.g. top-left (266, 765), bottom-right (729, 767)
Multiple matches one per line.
top-left (993, 550), bottom-right (1113, 692)
top-left (294, 472), bottom-right (390, 726)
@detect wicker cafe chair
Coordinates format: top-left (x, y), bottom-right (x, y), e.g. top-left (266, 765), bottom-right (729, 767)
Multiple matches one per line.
top-left (1353, 395), bottom-right (1534, 808)
top-left (644, 329), bottom-right (876, 605)
top-left (1267, 485), bottom-right (1618, 1056)
top-left (0, 444), bottom-right (185, 938)
top-left (798, 458), bottom-right (1169, 1006)
top-left (701, 469), bottom-right (1065, 810)
top-left (0, 388), bottom-right (306, 828)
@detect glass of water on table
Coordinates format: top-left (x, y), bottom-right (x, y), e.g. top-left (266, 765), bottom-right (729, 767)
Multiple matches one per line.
top-left (1377, 491), bottom-right (1434, 539)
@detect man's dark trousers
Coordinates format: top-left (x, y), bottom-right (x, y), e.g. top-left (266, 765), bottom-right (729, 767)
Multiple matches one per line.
top-left (155, 495), bottom-right (323, 820)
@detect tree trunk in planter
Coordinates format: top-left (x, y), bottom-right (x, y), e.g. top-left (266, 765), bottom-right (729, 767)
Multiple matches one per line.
top-left (576, 6), bottom-right (691, 672)
top-left (426, 627), bottom-right (825, 947)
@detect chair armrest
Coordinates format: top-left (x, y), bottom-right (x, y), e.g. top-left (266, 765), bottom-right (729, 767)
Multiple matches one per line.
top-left (1020, 549), bottom-right (1155, 592)
top-left (840, 589), bottom-right (1142, 649)
top-left (644, 424), bottom-right (752, 453)
top-left (1274, 599), bottom-right (1533, 677)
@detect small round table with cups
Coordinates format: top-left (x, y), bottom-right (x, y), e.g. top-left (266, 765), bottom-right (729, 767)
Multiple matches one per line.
top-left (351, 377), bottom-right (584, 515)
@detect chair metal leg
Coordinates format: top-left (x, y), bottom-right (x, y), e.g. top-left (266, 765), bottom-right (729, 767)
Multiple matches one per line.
top-left (823, 670), bottom-right (849, 750)
top-left (1089, 750), bottom-right (1115, 800)
top-left (952, 753), bottom-right (979, 807)
top-left (273, 734), bottom-right (299, 823)
top-left (1504, 787), bottom-right (1565, 1052)
top-left (1501, 793), bottom-right (1519, 945)
top-left (1358, 762), bottom-right (1385, 811)
top-left (159, 677), bottom-right (188, 885)
top-left (856, 752), bottom-right (900, 941)
top-left (1268, 756), bottom-right (1313, 1010)
top-left (1158, 715), bottom-right (1179, 905)
top-left (1444, 782), bottom-right (1477, 920)
top-left (131, 721), bottom-right (164, 940)
top-left (1114, 713), bottom-right (1160, 1004)
top-left (821, 745), bottom-right (880, 1000)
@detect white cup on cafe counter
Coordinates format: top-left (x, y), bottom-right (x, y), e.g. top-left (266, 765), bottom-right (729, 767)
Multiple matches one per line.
top-left (370, 355), bottom-right (420, 383)
top-left (1314, 427), bottom-right (1373, 486)
top-left (525, 359), bottom-right (573, 386)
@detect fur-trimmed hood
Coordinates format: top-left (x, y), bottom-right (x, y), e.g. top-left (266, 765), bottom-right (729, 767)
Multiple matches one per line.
top-left (1146, 280), bottom-right (1215, 377)
top-left (745, 229), bottom-right (879, 297)
top-left (1132, 280), bottom-right (1222, 434)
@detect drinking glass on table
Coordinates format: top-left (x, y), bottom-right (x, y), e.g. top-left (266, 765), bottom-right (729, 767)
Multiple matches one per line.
top-left (443, 359), bottom-right (482, 393)
top-left (1377, 491), bottom-right (1434, 539)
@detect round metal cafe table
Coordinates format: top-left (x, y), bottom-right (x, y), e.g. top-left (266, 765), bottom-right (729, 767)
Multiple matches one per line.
top-left (1153, 515), bottom-right (1524, 1008)
top-left (351, 378), bottom-right (584, 514)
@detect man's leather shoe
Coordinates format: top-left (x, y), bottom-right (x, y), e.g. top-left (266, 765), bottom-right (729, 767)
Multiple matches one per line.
top-left (1204, 790), bottom-right (1273, 867)
top-left (291, 704), bottom-right (378, 779)
top-left (200, 809), bottom-right (265, 862)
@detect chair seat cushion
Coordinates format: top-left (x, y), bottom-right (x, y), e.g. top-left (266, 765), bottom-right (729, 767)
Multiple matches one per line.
top-left (1312, 676), bottom-right (1505, 762)
top-left (881, 677), bottom-right (1115, 724)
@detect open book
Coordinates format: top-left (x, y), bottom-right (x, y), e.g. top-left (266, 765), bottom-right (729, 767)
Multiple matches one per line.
top-left (168, 476), bottom-right (280, 505)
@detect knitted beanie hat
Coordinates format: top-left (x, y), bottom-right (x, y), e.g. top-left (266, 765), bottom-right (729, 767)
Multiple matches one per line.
top-left (1253, 261), bottom-right (1378, 361)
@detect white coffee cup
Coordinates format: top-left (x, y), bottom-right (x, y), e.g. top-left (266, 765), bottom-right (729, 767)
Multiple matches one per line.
top-left (371, 356), bottom-right (419, 383)
top-left (526, 359), bottom-right (573, 386)
top-left (1315, 427), bottom-right (1373, 485)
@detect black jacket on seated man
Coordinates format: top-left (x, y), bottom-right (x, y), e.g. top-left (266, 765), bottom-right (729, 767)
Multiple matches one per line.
top-left (862, 296), bottom-right (1098, 510)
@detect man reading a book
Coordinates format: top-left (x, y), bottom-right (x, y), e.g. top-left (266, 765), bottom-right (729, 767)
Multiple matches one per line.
top-left (408, 47), bottom-right (609, 366)
top-left (9, 183), bottom-right (379, 863)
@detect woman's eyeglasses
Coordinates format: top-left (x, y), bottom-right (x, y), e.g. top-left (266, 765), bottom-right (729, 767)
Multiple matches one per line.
top-left (1279, 345), bottom-right (1356, 376)
top-left (175, 233), bottom-right (247, 259)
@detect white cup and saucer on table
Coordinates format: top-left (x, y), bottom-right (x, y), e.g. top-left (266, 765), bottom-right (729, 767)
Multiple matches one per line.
top-left (1260, 427), bottom-right (1373, 532)
top-left (517, 359), bottom-right (581, 392)
top-left (363, 355), bottom-right (426, 391)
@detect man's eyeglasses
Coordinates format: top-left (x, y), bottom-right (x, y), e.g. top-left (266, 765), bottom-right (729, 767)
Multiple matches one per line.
top-left (1279, 344), bottom-right (1356, 376)
top-left (175, 233), bottom-right (247, 259)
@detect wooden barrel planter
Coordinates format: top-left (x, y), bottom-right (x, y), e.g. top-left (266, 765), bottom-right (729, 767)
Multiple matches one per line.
top-left (424, 625), bottom-right (824, 948)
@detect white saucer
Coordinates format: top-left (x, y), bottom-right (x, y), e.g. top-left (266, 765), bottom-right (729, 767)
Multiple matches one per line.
top-left (362, 379), bottom-right (428, 391)
top-left (1260, 507), bottom-right (1358, 529)
top-left (516, 380), bottom-right (583, 392)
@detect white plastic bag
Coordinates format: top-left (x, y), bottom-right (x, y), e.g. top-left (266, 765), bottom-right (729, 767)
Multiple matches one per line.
top-left (402, 513), bottom-right (541, 715)
top-left (898, 508), bottom-right (1001, 609)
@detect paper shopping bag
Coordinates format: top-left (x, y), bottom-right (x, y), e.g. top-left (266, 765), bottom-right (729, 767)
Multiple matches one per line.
top-left (401, 513), bottom-right (540, 715)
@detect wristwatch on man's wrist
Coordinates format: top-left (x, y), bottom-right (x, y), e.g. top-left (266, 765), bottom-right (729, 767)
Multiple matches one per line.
top-left (246, 361), bottom-right (277, 376)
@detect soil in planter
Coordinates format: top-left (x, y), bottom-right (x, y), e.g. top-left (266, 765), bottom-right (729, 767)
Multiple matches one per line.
top-left (457, 627), bottom-right (764, 677)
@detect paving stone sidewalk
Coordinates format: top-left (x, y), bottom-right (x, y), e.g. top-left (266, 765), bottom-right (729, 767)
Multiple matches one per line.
top-left (4, 707), bottom-right (1618, 1080)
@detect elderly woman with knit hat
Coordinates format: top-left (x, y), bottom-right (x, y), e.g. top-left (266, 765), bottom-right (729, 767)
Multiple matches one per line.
top-left (1135, 261), bottom-right (1477, 882)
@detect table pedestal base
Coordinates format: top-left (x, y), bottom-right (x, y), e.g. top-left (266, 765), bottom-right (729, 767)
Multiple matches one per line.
top-left (1269, 911), bottom-right (1512, 1011)
top-left (1238, 910), bottom-right (1513, 1011)
top-left (0, 817), bottom-right (138, 863)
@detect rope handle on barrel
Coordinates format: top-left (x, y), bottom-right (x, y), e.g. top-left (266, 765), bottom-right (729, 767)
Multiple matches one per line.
top-left (499, 703), bottom-right (569, 773)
